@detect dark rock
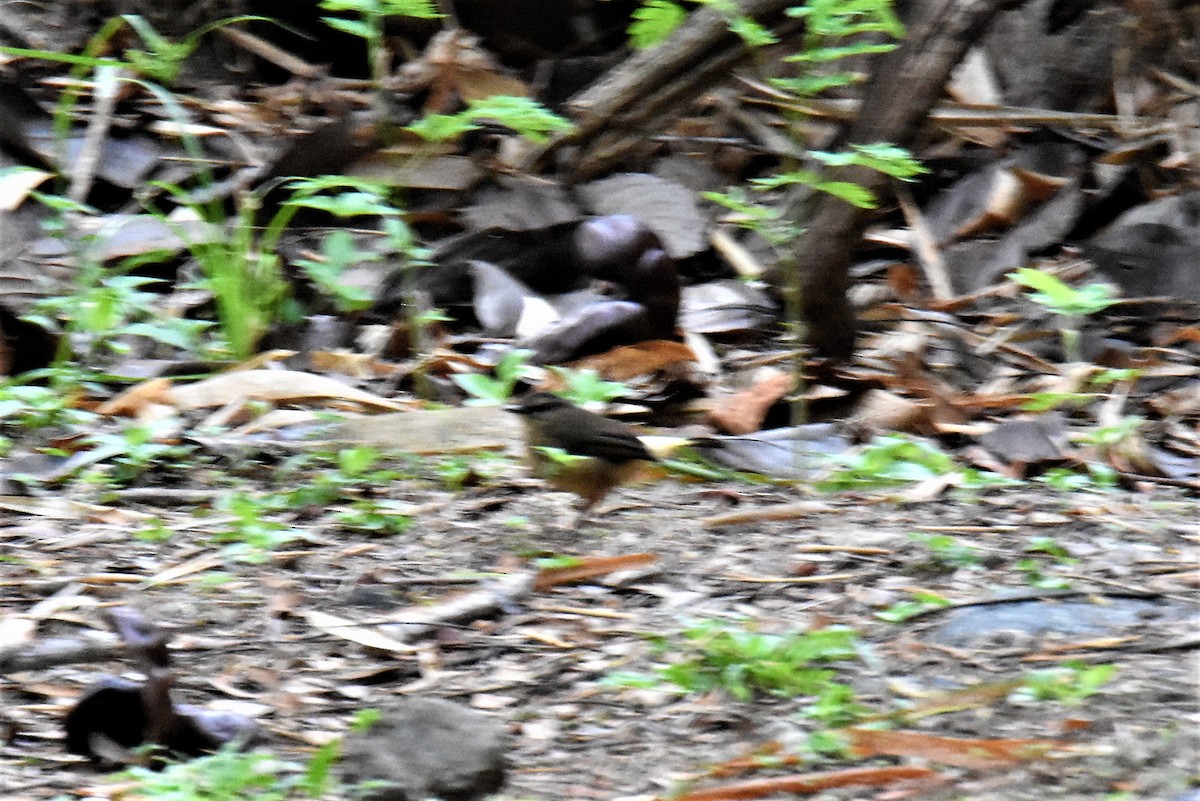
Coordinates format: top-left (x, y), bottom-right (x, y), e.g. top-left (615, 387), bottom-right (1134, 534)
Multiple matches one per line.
top-left (340, 698), bottom-right (507, 801)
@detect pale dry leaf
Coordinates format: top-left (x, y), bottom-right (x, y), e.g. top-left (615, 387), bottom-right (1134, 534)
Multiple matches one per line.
top-left (304, 609), bottom-right (417, 655)
top-left (167, 370), bottom-right (405, 411)
top-left (0, 168), bottom-right (52, 211)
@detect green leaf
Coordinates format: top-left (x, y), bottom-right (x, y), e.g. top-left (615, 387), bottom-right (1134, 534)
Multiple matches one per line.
top-left (786, 42), bottom-right (897, 63)
top-left (300, 739), bottom-right (340, 797)
top-left (812, 180), bottom-right (877, 207)
top-left (451, 373), bottom-right (507, 404)
top-left (462, 95), bottom-right (573, 143)
top-left (287, 191), bottom-right (398, 217)
top-left (494, 348), bottom-right (535, 384)
top-left (769, 73), bottom-right (860, 96)
top-left (405, 113), bottom-right (481, 142)
top-left (286, 175), bottom-right (391, 196)
top-left (727, 15), bottom-right (778, 47)
top-left (351, 708), bottom-right (383, 731)
top-left (318, 0), bottom-right (371, 10)
top-left (749, 170), bottom-right (877, 208)
top-left (549, 367), bottom-right (628, 406)
top-left (533, 446), bottom-right (590, 467)
top-left (381, 0), bottom-right (443, 17)
top-left (629, 0), bottom-right (688, 48)
top-left (1009, 268), bottom-right (1118, 316)
top-left (809, 143), bottom-right (927, 180)
top-left (320, 16), bottom-right (374, 38)
top-left (1020, 392), bottom-right (1091, 411)
top-left (0, 45), bottom-right (126, 68)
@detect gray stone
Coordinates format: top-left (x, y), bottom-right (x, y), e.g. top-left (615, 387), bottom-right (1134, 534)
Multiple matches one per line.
top-left (339, 698), bottom-right (507, 801)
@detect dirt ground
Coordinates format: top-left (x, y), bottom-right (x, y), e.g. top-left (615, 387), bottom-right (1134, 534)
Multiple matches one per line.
top-left (2, 461), bottom-right (1197, 800)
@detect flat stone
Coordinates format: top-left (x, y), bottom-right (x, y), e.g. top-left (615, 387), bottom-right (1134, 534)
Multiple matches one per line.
top-left (340, 698), bottom-right (507, 801)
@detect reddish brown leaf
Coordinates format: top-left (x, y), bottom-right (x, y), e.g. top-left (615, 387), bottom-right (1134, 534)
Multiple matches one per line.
top-left (662, 765), bottom-right (937, 801)
top-left (534, 553), bottom-right (658, 591)
top-left (845, 728), bottom-right (1066, 769)
top-left (570, 340), bottom-right (697, 382)
top-left (707, 370), bottom-right (794, 435)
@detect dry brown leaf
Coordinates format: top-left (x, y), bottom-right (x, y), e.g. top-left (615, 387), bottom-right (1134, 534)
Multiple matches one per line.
top-left (533, 553), bottom-right (658, 591)
top-left (845, 728), bottom-right (1066, 769)
top-left (706, 370), bottom-right (793, 435)
top-left (1148, 380), bottom-right (1200, 417)
top-left (847, 389), bottom-right (936, 435)
top-left (662, 765), bottom-right (937, 801)
top-left (308, 350), bottom-right (401, 378)
top-left (96, 378), bottom-right (174, 417)
top-left (703, 501), bottom-right (831, 528)
top-left (571, 340), bottom-right (697, 382)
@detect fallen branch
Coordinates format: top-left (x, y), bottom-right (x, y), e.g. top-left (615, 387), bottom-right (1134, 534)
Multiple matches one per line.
top-left (0, 631), bottom-right (121, 673)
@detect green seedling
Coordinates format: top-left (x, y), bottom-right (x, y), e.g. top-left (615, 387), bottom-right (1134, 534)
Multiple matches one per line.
top-left (211, 492), bottom-right (300, 563)
top-left (817, 434), bottom-right (1015, 492)
top-left (909, 532), bottom-right (984, 571)
top-left (803, 681), bottom-right (869, 727)
top-left (1020, 392), bottom-right (1092, 412)
top-left (1015, 557), bottom-right (1071, 590)
top-left (134, 519), bottom-right (175, 543)
top-left (334, 500), bottom-right (413, 536)
top-left (876, 591), bottom-right (953, 623)
top-left (119, 14), bottom-right (275, 85)
top-left (119, 737), bottom-right (373, 801)
top-left (152, 175), bottom-right (413, 359)
top-left (1013, 662), bottom-right (1117, 706)
top-left (406, 95), bottom-right (572, 145)
top-left (1035, 464), bottom-right (1118, 492)
top-left (608, 619), bottom-right (860, 702)
top-left (1021, 537), bottom-right (1078, 586)
top-left (0, 382), bottom-right (94, 431)
top-left (432, 452), bottom-right (514, 492)
top-left (1009, 267), bottom-right (1118, 363)
top-left (292, 230), bottom-right (375, 313)
top-left (12, 180), bottom-right (214, 366)
top-left (1075, 415), bottom-right (1145, 449)
top-left (280, 447), bottom-right (402, 509)
top-left (78, 421), bottom-right (197, 487)
top-left (1024, 536), bottom-right (1074, 561)
top-left (452, 348), bottom-right (537, 405)
top-left (319, 0), bottom-right (440, 90)
top-left (747, 143), bottom-right (927, 209)
top-left (547, 367), bottom-right (630, 408)
top-left (122, 746), bottom-right (293, 801)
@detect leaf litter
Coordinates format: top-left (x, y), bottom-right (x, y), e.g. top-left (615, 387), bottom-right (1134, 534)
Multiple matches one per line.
top-left (0, 2), bottom-right (1198, 800)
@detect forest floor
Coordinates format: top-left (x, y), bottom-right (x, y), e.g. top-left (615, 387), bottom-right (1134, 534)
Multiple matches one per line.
top-left (2, 446), bottom-right (1197, 800)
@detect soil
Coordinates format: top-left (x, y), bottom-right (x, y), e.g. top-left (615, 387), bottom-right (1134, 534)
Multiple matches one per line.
top-left (2, 463), bottom-right (1197, 800)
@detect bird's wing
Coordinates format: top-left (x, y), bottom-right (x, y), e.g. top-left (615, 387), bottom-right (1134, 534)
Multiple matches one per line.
top-left (571, 425), bottom-right (654, 463)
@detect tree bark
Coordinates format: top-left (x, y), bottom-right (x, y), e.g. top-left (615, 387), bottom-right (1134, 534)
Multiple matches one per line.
top-left (792, 0), bottom-right (1034, 361)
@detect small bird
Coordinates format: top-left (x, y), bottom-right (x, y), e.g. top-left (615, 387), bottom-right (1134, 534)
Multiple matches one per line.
top-left (506, 392), bottom-right (655, 519)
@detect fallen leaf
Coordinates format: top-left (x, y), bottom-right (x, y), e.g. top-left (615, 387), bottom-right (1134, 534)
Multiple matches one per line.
top-left (167, 370), bottom-right (405, 411)
top-left (845, 728), bottom-right (1066, 769)
top-left (534, 553), bottom-right (658, 591)
top-left (304, 609), bottom-right (417, 655)
top-left (707, 370), bottom-right (794, 435)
